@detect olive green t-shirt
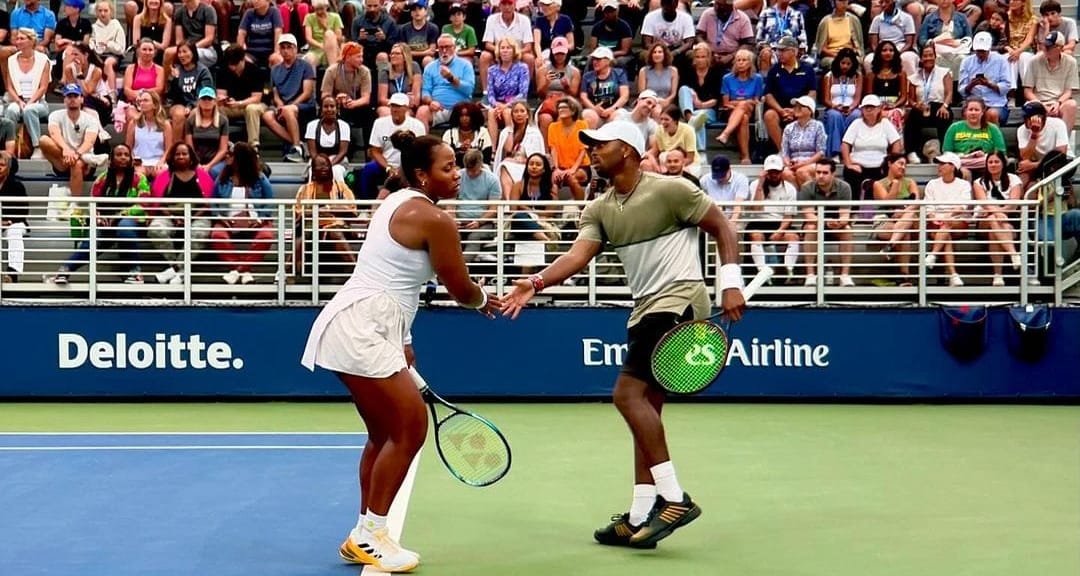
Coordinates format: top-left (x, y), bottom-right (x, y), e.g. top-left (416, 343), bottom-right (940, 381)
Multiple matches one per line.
top-left (577, 172), bottom-right (714, 327)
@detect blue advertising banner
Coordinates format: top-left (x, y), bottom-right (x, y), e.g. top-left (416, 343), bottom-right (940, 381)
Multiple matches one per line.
top-left (0, 306), bottom-right (1077, 398)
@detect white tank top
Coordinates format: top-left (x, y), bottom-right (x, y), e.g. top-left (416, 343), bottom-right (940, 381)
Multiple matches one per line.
top-left (7, 52), bottom-right (49, 100)
top-left (301, 189), bottom-right (436, 370)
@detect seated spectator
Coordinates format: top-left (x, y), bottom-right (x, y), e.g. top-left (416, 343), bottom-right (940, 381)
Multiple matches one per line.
top-left (40, 84), bottom-right (109, 194)
top-left (211, 142), bottom-right (275, 285)
top-left (187, 87), bottom-right (230, 179)
top-left (822, 48), bottom-right (863, 160)
top-left (442, 101), bottom-right (493, 167)
top-left (973, 10), bottom-right (1011, 57)
top-left (654, 104), bottom-right (700, 175)
top-left (166, 41), bottom-right (214, 140)
top-left (4, 28), bottom-right (52, 160)
top-left (763, 35), bottom-right (817, 151)
top-left (400, 0), bottom-right (440, 69)
top-left (547, 96), bottom-right (590, 200)
top-left (973, 150), bottom-right (1025, 286)
top-left (508, 152), bottom-right (561, 273)
top-left (2, 0), bottom-right (56, 71)
top-left (126, 90), bottom-right (174, 179)
top-left (536, 36), bottom-right (581, 135)
top-left (799, 157), bottom-right (855, 287)
top-left (216, 45), bottom-right (265, 150)
top-left (696, 0), bottom-right (755, 70)
top-left (865, 40), bottom-right (909, 130)
top-left (781, 96), bottom-right (827, 186)
top-left (305, 96), bottom-right (352, 182)
top-left (148, 142), bottom-right (214, 285)
top-left (130, 0), bottom-right (173, 59)
top-left (453, 149), bottom-right (502, 267)
top-left (55, 0), bottom-right (92, 75)
top-left (581, 46), bottom-right (629, 129)
top-left (1036, 0), bottom-right (1078, 55)
top-left (746, 158), bottom-right (799, 281)
top-left (943, 97), bottom-right (1007, 175)
top-left (262, 34), bottom-right (317, 163)
top-left (46, 143), bottom-right (150, 285)
top-left (916, 0), bottom-right (972, 78)
top-left (587, 0), bottom-right (635, 71)
top-left (865, 0), bottom-right (919, 77)
top-left (237, 0), bottom-right (284, 68)
top-left (616, 91), bottom-right (661, 172)
top-left (678, 42), bottom-right (722, 154)
top-left (167, 0), bottom-right (219, 72)
top-left (0, 152), bottom-right (27, 284)
top-left (1017, 100), bottom-right (1072, 187)
top-left (422, 34), bottom-right (476, 126)
top-left (533, 0), bottom-right (574, 74)
top-left (480, 0), bottom-right (536, 92)
top-left (492, 99), bottom-right (546, 197)
top-left (442, 3), bottom-right (478, 63)
top-left (641, 0), bottom-right (696, 73)
top-left (321, 41), bottom-right (373, 137)
top-left (701, 156), bottom-right (751, 208)
top-left (663, 147), bottom-right (700, 186)
top-left (717, 48), bottom-right (762, 165)
top-left (292, 153), bottom-right (360, 279)
top-left (350, 0), bottom-right (398, 74)
top-left (755, 0), bottom-right (810, 73)
top-left (123, 39), bottom-right (166, 117)
top-left (874, 153), bottom-right (922, 285)
top-left (89, 0), bottom-right (125, 95)
top-left (814, 0), bottom-right (864, 69)
top-left (1023, 31), bottom-right (1079, 132)
top-left (303, 0), bottom-right (344, 68)
top-left (637, 43), bottom-right (678, 117)
top-left (905, 44), bottom-right (954, 163)
top-left (359, 94), bottom-right (427, 197)
top-left (1004, 0), bottom-right (1039, 85)
top-left (378, 43), bottom-right (429, 125)
top-left (62, 43), bottom-right (114, 126)
top-left (841, 95), bottom-right (902, 202)
top-left (959, 32), bottom-right (1012, 125)
top-left (923, 152), bottom-right (973, 287)
top-left (485, 38), bottom-right (531, 146)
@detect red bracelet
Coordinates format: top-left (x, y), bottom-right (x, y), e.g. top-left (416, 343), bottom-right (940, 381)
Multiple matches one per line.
top-left (529, 274), bottom-right (545, 293)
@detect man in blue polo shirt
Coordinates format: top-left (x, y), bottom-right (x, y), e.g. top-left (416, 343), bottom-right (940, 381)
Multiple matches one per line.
top-left (762, 35), bottom-right (816, 150)
top-left (421, 33), bottom-right (475, 125)
top-left (1, 0), bottom-right (57, 76)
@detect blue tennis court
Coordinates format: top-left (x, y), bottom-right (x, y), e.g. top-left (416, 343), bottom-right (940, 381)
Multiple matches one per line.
top-left (0, 433), bottom-right (373, 576)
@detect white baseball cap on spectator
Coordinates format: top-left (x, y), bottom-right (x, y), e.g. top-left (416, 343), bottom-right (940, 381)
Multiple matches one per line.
top-left (934, 152), bottom-right (962, 169)
top-left (791, 95), bottom-right (816, 110)
top-left (579, 121), bottom-right (647, 157)
top-left (638, 89), bottom-right (658, 101)
top-left (860, 94), bottom-right (882, 108)
top-left (763, 154), bottom-right (785, 172)
top-left (279, 33), bottom-right (298, 46)
top-left (389, 93), bottom-right (410, 107)
top-left (591, 46), bottom-right (615, 60)
top-left (600, 0), bottom-right (619, 9)
top-left (539, 0), bottom-right (560, 5)
top-left (972, 31), bottom-right (993, 52)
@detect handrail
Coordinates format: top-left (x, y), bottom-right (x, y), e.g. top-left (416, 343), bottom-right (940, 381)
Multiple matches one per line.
top-left (1023, 153), bottom-right (1080, 305)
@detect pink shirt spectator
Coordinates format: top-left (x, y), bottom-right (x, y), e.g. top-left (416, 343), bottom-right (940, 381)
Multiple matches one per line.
top-left (696, 7), bottom-right (754, 57)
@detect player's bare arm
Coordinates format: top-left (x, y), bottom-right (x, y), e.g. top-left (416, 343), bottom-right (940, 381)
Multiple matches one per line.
top-left (500, 238), bottom-right (603, 319)
top-left (696, 204), bottom-right (746, 322)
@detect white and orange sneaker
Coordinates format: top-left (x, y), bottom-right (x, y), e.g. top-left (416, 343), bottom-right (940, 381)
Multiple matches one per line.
top-left (339, 528), bottom-right (420, 572)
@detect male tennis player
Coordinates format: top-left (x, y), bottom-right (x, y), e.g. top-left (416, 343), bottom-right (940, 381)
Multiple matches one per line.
top-left (501, 121), bottom-right (746, 548)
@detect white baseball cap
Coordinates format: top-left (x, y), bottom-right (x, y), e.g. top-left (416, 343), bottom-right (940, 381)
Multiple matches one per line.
top-left (591, 46), bottom-right (615, 60)
top-left (763, 154), bottom-right (784, 172)
top-left (388, 92), bottom-right (410, 107)
top-left (579, 121), bottom-right (646, 157)
top-left (972, 31), bottom-right (993, 51)
top-left (791, 95), bottom-right (816, 110)
top-left (278, 33), bottom-right (298, 46)
top-left (638, 89), bottom-right (658, 101)
top-left (860, 94), bottom-right (882, 108)
top-left (934, 152), bottom-right (962, 169)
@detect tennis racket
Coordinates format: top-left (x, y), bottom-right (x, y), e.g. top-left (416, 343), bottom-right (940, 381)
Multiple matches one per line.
top-left (650, 268), bottom-right (773, 395)
top-left (408, 367), bottom-right (511, 487)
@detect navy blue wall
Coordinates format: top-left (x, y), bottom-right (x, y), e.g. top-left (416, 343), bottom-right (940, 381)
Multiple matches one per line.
top-left (1, 306), bottom-right (1076, 399)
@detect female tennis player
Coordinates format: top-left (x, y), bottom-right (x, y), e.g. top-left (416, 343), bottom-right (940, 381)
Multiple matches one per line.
top-left (301, 133), bottom-right (501, 573)
top-left (501, 121), bottom-right (746, 549)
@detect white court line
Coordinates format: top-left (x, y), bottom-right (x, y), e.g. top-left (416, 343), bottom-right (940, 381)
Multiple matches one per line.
top-left (362, 449), bottom-right (422, 576)
top-left (0, 445), bottom-right (366, 451)
top-left (0, 432), bottom-right (366, 436)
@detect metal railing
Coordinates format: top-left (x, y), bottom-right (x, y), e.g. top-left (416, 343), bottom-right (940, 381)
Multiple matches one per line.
top-left (0, 195), bottom-right (1068, 306)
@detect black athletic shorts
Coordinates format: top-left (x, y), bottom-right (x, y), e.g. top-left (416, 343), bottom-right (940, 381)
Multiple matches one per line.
top-left (621, 305), bottom-right (694, 386)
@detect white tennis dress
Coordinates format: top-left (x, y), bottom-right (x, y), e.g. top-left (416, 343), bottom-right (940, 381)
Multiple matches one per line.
top-left (301, 189), bottom-right (435, 378)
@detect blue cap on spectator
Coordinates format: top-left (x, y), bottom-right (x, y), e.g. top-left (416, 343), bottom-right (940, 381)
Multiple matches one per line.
top-left (409, 0), bottom-right (428, 8)
top-left (64, 0), bottom-right (86, 10)
top-left (1046, 31), bottom-right (1065, 47)
top-left (62, 83), bottom-right (82, 97)
top-left (198, 86), bottom-right (217, 100)
top-left (711, 156), bottom-right (731, 180)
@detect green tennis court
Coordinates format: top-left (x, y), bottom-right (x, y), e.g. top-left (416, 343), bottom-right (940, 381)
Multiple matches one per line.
top-left (1, 402), bottom-right (1077, 575)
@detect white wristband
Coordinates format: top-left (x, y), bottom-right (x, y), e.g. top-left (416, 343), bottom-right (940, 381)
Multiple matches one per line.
top-left (470, 290), bottom-right (488, 310)
top-left (719, 263), bottom-right (744, 291)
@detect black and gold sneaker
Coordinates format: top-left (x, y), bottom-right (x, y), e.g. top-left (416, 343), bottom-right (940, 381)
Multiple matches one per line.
top-left (629, 494), bottom-right (702, 548)
top-left (593, 513), bottom-right (656, 549)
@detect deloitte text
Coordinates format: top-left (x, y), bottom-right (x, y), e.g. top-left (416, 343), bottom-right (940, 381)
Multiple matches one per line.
top-left (582, 338), bottom-right (830, 368)
top-left (58, 333), bottom-right (245, 370)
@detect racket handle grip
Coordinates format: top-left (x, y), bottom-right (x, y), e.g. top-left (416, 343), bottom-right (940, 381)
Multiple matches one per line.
top-left (408, 366), bottom-right (430, 394)
top-left (741, 267), bottom-right (774, 302)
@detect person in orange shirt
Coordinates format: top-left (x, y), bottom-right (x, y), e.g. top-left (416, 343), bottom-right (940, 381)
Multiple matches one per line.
top-left (546, 95), bottom-right (590, 201)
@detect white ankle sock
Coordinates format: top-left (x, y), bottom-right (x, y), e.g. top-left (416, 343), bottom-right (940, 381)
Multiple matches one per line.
top-left (354, 510), bottom-right (366, 533)
top-left (750, 242), bottom-right (766, 269)
top-left (364, 512), bottom-right (388, 533)
top-left (649, 461), bottom-right (684, 502)
top-left (784, 242), bottom-right (800, 268)
top-left (629, 484), bottom-right (656, 526)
